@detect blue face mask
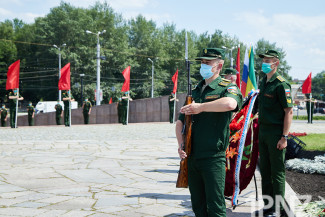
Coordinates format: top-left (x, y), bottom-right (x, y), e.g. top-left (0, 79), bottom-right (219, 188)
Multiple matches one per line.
top-left (262, 62), bottom-right (276, 74)
top-left (29, 104), bottom-right (31, 106)
top-left (200, 64), bottom-right (214, 79)
top-left (85, 99), bottom-right (88, 102)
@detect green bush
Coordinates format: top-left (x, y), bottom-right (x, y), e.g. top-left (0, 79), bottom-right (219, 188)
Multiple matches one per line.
top-left (293, 115), bottom-right (325, 120)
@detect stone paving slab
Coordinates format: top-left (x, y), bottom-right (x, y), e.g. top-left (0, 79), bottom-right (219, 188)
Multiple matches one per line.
top-left (0, 122), bottom-right (319, 216)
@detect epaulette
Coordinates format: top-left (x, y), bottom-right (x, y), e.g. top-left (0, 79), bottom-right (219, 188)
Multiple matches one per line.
top-left (276, 76), bottom-right (285, 82)
top-left (219, 78), bottom-right (231, 86)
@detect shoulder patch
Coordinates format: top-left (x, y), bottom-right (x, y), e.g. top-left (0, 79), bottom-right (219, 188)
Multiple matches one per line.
top-left (227, 86), bottom-right (238, 95)
top-left (277, 76), bottom-right (285, 82)
top-left (219, 79), bottom-right (231, 87)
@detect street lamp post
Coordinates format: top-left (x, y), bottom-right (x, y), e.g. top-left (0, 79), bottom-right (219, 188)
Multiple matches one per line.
top-left (222, 46), bottom-right (236, 68)
top-left (86, 29), bottom-right (106, 106)
top-left (148, 58), bottom-right (158, 98)
top-left (53, 43), bottom-right (66, 101)
top-left (80, 74), bottom-right (85, 104)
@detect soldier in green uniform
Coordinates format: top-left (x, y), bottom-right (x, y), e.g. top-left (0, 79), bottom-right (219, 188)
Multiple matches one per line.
top-left (305, 94), bottom-right (316, 124)
top-left (82, 98), bottom-right (92, 124)
top-left (256, 50), bottom-right (293, 217)
top-left (168, 93), bottom-right (178, 123)
top-left (8, 89), bottom-right (24, 128)
top-left (120, 92), bottom-right (132, 125)
top-left (221, 68), bottom-right (238, 85)
top-left (117, 98), bottom-right (122, 123)
top-left (62, 90), bottom-right (75, 126)
top-left (1, 104), bottom-right (8, 127)
top-left (55, 101), bottom-right (63, 125)
top-left (27, 102), bottom-right (35, 126)
top-left (176, 48), bottom-right (243, 217)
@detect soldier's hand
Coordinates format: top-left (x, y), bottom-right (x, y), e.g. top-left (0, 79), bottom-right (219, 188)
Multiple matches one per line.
top-left (61, 114), bottom-right (63, 117)
top-left (178, 143), bottom-right (187, 159)
top-left (277, 138), bottom-right (287, 150)
top-left (180, 101), bottom-right (202, 115)
top-left (88, 112), bottom-right (90, 115)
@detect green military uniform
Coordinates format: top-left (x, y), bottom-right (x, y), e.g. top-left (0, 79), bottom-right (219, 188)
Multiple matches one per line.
top-left (27, 104), bottom-right (35, 126)
top-left (55, 102), bottom-right (63, 125)
top-left (117, 98), bottom-right (122, 123)
top-left (178, 48), bottom-right (243, 217)
top-left (1, 106), bottom-right (8, 127)
top-left (169, 94), bottom-right (175, 123)
top-left (120, 97), bottom-right (128, 125)
top-left (258, 50), bottom-right (293, 213)
top-left (306, 97), bottom-right (315, 123)
top-left (82, 100), bottom-right (92, 124)
top-left (62, 91), bottom-right (74, 126)
top-left (9, 90), bottom-right (22, 128)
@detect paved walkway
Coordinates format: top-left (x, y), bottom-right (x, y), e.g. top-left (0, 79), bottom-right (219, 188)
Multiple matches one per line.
top-left (0, 121), bottom-right (323, 216)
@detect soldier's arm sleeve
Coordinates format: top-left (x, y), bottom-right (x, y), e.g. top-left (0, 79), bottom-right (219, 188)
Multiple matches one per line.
top-left (223, 84), bottom-right (243, 112)
top-left (277, 83), bottom-right (293, 109)
top-left (178, 113), bottom-right (185, 123)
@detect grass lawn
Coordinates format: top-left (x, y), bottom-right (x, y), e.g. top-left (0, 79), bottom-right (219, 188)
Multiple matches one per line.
top-left (297, 133), bottom-right (325, 151)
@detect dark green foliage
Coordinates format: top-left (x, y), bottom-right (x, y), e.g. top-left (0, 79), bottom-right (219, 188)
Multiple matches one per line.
top-left (0, 2), bottom-right (297, 105)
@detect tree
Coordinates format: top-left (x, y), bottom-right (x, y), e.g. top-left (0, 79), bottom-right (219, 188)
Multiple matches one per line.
top-left (312, 71), bottom-right (325, 101)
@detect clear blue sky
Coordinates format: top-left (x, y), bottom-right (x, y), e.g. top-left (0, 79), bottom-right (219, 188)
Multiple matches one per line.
top-left (1, 0), bottom-right (325, 80)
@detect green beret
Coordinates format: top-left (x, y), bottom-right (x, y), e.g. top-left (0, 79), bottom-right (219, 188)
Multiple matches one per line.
top-left (195, 48), bottom-right (225, 60)
top-left (221, 68), bottom-right (237, 76)
top-left (258, 49), bottom-right (280, 59)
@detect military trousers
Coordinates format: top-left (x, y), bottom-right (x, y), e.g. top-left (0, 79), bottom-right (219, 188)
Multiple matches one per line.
top-left (83, 112), bottom-right (89, 124)
top-left (10, 107), bottom-right (16, 128)
top-left (64, 107), bottom-right (70, 126)
top-left (121, 107), bottom-right (127, 125)
top-left (169, 106), bottom-right (174, 123)
top-left (56, 115), bottom-right (61, 125)
top-left (306, 107), bottom-right (314, 123)
top-left (1, 118), bottom-right (6, 127)
top-left (258, 125), bottom-right (286, 211)
top-left (188, 156), bottom-right (226, 217)
top-left (28, 116), bottom-right (34, 126)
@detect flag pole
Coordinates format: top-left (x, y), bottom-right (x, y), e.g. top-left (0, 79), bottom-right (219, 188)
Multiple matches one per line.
top-left (15, 88), bottom-right (19, 128)
top-left (126, 96), bottom-right (129, 125)
top-left (69, 90), bottom-right (71, 127)
top-left (173, 92), bottom-right (176, 124)
top-left (309, 93), bottom-right (312, 124)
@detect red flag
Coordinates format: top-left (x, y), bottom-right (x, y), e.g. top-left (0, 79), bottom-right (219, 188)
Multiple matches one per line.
top-left (172, 69), bottom-right (178, 94)
top-left (58, 63), bottom-right (71, 90)
top-left (121, 66), bottom-right (131, 92)
top-left (6, 60), bottom-right (20, 90)
top-left (302, 72), bottom-right (312, 94)
top-left (109, 97), bottom-right (112, 104)
top-left (235, 47), bottom-right (241, 88)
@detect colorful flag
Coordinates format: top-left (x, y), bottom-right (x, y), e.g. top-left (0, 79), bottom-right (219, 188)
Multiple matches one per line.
top-left (246, 46), bottom-right (257, 96)
top-left (58, 63), bottom-right (70, 90)
top-left (172, 69), bottom-right (178, 94)
top-left (109, 97), bottom-right (112, 104)
top-left (302, 72), bottom-right (312, 94)
top-left (240, 48), bottom-right (249, 96)
top-left (121, 66), bottom-right (131, 92)
top-left (235, 47), bottom-right (241, 88)
top-left (241, 47), bottom-right (257, 97)
top-left (6, 60), bottom-right (20, 90)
